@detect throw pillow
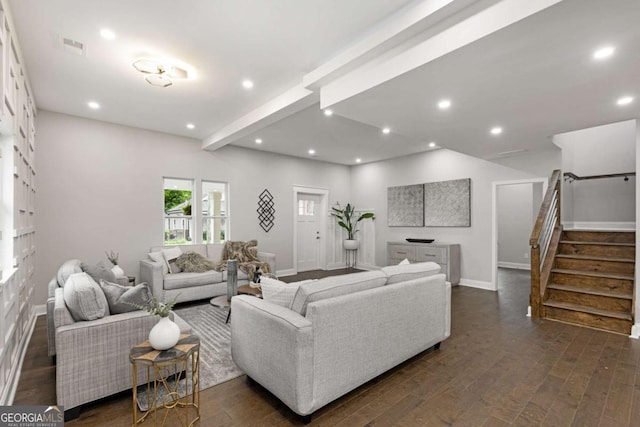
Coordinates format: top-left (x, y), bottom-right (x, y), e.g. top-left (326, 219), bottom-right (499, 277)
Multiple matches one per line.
top-left (162, 247), bottom-right (183, 274)
top-left (81, 262), bottom-right (117, 284)
top-left (148, 251), bottom-right (169, 275)
top-left (261, 277), bottom-right (302, 308)
top-left (398, 258), bottom-right (410, 265)
top-left (56, 259), bottom-right (83, 287)
top-left (100, 280), bottom-right (152, 314)
top-left (63, 272), bottom-right (110, 321)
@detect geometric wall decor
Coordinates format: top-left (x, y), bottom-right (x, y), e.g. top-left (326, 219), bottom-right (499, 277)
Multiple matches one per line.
top-left (387, 184), bottom-right (425, 227)
top-left (424, 178), bottom-right (471, 227)
top-left (257, 189), bottom-right (275, 232)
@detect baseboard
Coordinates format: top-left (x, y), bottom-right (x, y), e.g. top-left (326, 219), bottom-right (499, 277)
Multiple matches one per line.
top-left (276, 268), bottom-right (296, 277)
top-left (497, 262), bottom-right (531, 271)
top-left (459, 278), bottom-right (495, 291)
top-left (35, 304), bottom-right (46, 316)
top-left (0, 307), bottom-right (38, 405)
top-left (564, 221), bottom-right (636, 231)
top-left (630, 324), bottom-right (640, 339)
top-left (326, 262), bottom-right (347, 270)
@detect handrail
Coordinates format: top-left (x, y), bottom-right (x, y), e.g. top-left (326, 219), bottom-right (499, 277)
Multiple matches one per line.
top-left (529, 169), bottom-right (562, 318)
top-left (564, 171), bottom-right (635, 182)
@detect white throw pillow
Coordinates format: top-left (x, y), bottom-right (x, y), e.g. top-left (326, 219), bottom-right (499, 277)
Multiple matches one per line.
top-left (162, 247), bottom-right (183, 274)
top-left (261, 277), bottom-right (303, 309)
top-left (398, 258), bottom-right (410, 265)
top-left (148, 251), bottom-right (169, 275)
top-left (63, 272), bottom-right (110, 321)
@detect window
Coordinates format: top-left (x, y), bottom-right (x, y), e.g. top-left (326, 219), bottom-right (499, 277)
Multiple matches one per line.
top-left (202, 181), bottom-right (228, 243)
top-left (163, 178), bottom-right (193, 245)
top-left (298, 199), bottom-right (315, 216)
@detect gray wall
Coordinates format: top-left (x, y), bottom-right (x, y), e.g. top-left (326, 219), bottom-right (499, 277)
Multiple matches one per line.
top-left (349, 148), bottom-right (536, 286)
top-left (497, 183), bottom-right (535, 267)
top-left (34, 110), bottom-right (350, 305)
top-left (490, 147), bottom-right (561, 178)
top-left (555, 120), bottom-right (636, 225)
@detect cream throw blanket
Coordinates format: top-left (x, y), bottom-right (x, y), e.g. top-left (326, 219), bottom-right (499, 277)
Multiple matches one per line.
top-left (215, 240), bottom-right (271, 281)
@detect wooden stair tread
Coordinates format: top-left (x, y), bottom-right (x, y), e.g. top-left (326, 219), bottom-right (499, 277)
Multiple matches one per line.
top-left (551, 268), bottom-right (634, 280)
top-left (547, 283), bottom-right (632, 299)
top-left (543, 300), bottom-right (632, 321)
top-left (555, 254), bottom-right (634, 263)
top-left (560, 240), bottom-right (635, 247)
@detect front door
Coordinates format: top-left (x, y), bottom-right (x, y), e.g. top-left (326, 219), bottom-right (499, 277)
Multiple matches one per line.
top-left (297, 194), bottom-right (321, 272)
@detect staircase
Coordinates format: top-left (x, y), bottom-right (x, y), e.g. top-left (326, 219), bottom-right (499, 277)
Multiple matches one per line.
top-left (542, 230), bottom-right (635, 335)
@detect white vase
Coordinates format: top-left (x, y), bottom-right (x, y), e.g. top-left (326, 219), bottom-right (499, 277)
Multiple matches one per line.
top-left (343, 239), bottom-right (359, 250)
top-left (111, 265), bottom-right (125, 278)
top-left (148, 317), bottom-right (181, 351)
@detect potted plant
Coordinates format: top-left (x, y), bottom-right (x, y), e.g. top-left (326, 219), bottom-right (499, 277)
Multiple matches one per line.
top-left (128, 295), bottom-right (180, 350)
top-left (331, 202), bottom-right (375, 249)
top-left (105, 250), bottom-right (125, 278)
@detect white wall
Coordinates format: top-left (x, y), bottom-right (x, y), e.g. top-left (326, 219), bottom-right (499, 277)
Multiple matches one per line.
top-left (554, 120), bottom-right (636, 227)
top-left (349, 149), bottom-right (536, 287)
top-left (497, 183), bottom-right (535, 268)
top-left (490, 147), bottom-right (561, 178)
top-left (34, 110), bottom-right (351, 305)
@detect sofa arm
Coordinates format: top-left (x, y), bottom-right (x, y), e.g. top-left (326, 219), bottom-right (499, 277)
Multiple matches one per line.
top-left (257, 251), bottom-right (276, 274)
top-left (139, 259), bottom-right (164, 299)
top-left (230, 296), bottom-right (313, 415)
top-left (53, 288), bottom-right (74, 329)
top-left (55, 310), bottom-right (159, 410)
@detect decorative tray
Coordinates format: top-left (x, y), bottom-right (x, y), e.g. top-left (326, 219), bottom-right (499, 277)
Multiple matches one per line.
top-left (406, 238), bottom-right (434, 243)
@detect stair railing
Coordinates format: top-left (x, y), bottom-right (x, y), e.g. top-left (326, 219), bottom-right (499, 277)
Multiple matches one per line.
top-left (529, 170), bottom-right (562, 317)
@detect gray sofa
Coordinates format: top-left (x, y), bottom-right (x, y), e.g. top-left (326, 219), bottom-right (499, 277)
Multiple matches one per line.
top-left (46, 259), bottom-right (129, 357)
top-left (140, 243), bottom-right (276, 303)
top-left (53, 283), bottom-right (191, 417)
top-left (230, 262), bottom-right (450, 421)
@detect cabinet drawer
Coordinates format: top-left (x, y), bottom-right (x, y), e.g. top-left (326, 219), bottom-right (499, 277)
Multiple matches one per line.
top-left (388, 244), bottom-right (415, 261)
top-left (416, 246), bottom-right (446, 263)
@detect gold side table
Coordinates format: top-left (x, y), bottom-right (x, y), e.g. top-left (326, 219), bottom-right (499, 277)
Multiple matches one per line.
top-left (130, 334), bottom-right (200, 427)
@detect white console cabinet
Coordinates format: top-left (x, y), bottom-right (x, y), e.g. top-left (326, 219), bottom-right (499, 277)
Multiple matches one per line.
top-left (387, 242), bottom-right (460, 285)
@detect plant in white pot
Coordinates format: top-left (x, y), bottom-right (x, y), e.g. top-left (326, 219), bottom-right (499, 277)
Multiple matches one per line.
top-left (129, 295), bottom-right (181, 350)
top-left (331, 202), bottom-right (375, 250)
top-left (105, 250), bottom-right (125, 278)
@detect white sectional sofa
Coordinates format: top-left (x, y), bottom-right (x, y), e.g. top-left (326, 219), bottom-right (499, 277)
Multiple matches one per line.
top-left (140, 243), bottom-right (276, 303)
top-left (230, 262), bottom-right (450, 422)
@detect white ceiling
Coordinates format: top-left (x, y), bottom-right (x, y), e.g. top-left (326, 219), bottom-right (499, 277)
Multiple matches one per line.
top-left (8, 0), bottom-right (640, 165)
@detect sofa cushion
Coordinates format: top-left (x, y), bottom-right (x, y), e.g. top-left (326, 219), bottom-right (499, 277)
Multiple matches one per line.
top-left (148, 251), bottom-right (169, 274)
top-left (81, 262), bottom-right (117, 284)
top-left (260, 277), bottom-right (314, 308)
top-left (100, 280), bottom-right (152, 314)
top-left (162, 247), bottom-right (183, 274)
top-left (290, 270), bottom-right (387, 316)
top-left (163, 271), bottom-right (224, 290)
top-left (382, 262), bottom-right (441, 285)
top-left (206, 244), bottom-right (224, 262)
top-left (57, 259), bottom-right (83, 287)
top-left (63, 273), bottom-right (110, 321)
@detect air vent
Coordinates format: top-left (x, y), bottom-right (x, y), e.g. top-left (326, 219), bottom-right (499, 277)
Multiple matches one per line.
top-left (58, 35), bottom-right (86, 56)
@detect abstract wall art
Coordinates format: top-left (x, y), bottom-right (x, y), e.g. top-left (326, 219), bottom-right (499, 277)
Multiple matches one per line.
top-left (387, 184), bottom-right (424, 227)
top-left (424, 178), bottom-right (471, 227)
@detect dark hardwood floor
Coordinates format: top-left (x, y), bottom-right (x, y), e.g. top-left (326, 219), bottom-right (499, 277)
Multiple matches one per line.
top-left (14, 268), bottom-right (640, 426)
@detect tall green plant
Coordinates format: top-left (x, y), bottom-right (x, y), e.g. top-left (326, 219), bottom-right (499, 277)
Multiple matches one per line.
top-left (331, 202), bottom-right (375, 240)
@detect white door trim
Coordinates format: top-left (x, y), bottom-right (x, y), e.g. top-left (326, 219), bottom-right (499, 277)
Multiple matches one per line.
top-left (491, 178), bottom-right (548, 294)
top-left (293, 186), bottom-right (329, 275)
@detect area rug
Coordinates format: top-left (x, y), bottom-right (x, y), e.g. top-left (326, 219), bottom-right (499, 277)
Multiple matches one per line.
top-left (136, 302), bottom-right (243, 410)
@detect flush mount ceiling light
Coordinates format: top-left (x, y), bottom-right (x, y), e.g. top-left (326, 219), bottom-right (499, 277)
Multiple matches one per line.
top-left (490, 126), bottom-right (503, 135)
top-left (429, 141), bottom-right (437, 148)
top-left (255, 138), bottom-right (263, 144)
top-left (324, 109), bottom-right (333, 117)
top-left (382, 127), bottom-right (391, 134)
top-left (355, 158), bottom-right (362, 163)
top-left (438, 99), bottom-right (451, 109)
top-left (242, 79), bottom-right (254, 89)
top-left (88, 101), bottom-right (100, 109)
top-left (132, 58), bottom-right (191, 88)
top-left (308, 149), bottom-right (316, 155)
top-left (186, 123), bottom-right (195, 129)
top-left (100, 28), bottom-right (116, 40)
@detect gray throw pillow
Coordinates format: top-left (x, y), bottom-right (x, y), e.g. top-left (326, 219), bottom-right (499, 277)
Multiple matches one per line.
top-left (63, 273), bottom-right (110, 321)
top-left (99, 280), bottom-right (152, 314)
top-left (57, 259), bottom-right (82, 287)
top-left (82, 262), bottom-right (117, 284)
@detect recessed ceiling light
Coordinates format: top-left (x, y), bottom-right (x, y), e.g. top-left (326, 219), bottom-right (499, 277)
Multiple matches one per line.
top-left (355, 158), bottom-right (362, 163)
top-left (593, 46), bottom-right (615, 60)
top-left (382, 127), bottom-right (391, 134)
top-left (490, 126), bottom-right (503, 135)
top-left (324, 109), bottom-right (333, 117)
top-left (308, 149), bottom-right (316, 155)
top-left (186, 123), bottom-right (195, 129)
top-left (438, 99), bottom-right (451, 109)
top-left (255, 138), bottom-right (263, 144)
top-left (100, 28), bottom-right (116, 40)
top-left (616, 96), bottom-right (634, 106)
top-left (88, 101), bottom-right (100, 110)
top-left (429, 142), bottom-right (437, 148)
top-left (242, 79), bottom-right (254, 89)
